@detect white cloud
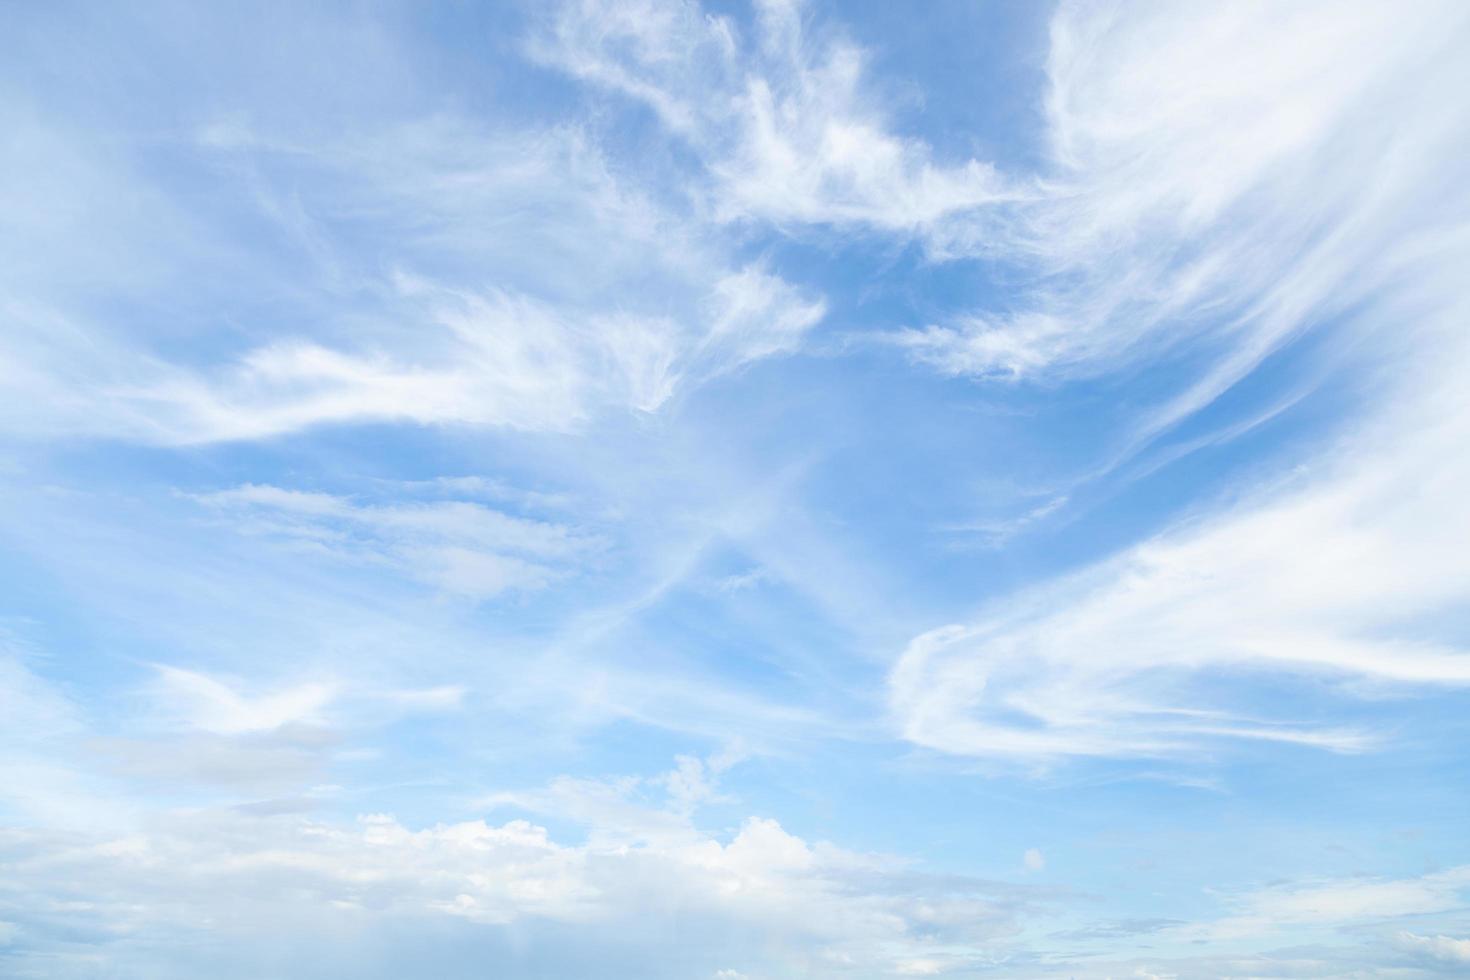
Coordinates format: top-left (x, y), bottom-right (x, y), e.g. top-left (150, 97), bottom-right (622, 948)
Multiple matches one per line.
top-left (900, 0), bottom-right (1470, 442)
top-left (109, 270), bottom-right (818, 444)
top-left (0, 757), bottom-right (1034, 978)
top-left (152, 665), bottom-right (335, 735)
top-left (702, 265), bottom-right (827, 372)
top-left (5, 5), bottom-right (1470, 975)
top-left (1244, 871), bottom-right (1470, 927)
top-left (890, 351), bottom-right (1470, 759)
top-left (0, 637), bottom-right (78, 744)
top-left (1160, 866), bottom-right (1470, 945)
top-left (1395, 931), bottom-right (1470, 966)
top-left (143, 662), bottom-right (464, 751)
top-left (192, 483), bottom-right (598, 599)
top-left (888, 0), bottom-right (1470, 763)
top-left (92, 729), bottom-right (333, 794)
top-left (533, 0), bottom-right (1011, 239)
top-left (1, 105), bottom-right (825, 446)
top-left (0, 634), bottom-right (104, 828)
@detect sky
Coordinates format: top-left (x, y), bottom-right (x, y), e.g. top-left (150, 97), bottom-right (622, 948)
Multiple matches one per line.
top-left (2, 0), bottom-right (1470, 977)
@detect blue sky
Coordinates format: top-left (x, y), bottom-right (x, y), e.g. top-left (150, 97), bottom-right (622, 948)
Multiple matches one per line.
top-left (3, 0), bottom-right (1470, 976)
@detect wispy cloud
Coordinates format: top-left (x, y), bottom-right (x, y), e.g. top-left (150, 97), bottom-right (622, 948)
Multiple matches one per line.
top-left (151, 664), bottom-right (335, 735)
top-left (94, 265), bottom-right (821, 444)
top-left (532, 0), bottom-right (1013, 239)
top-left (4, 1), bottom-right (1470, 976)
top-left (192, 483), bottom-right (599, 599)
top-left (889, 0), bottom-right (1470, 763)
top-left (902, 0), bottom-right (1470, 387)
top-left (891, 344), bottom-right (1470, 759)
top-left (1163, 865), bottom-right (1470, 945)
top-left (1, 107), bottom-right (824, 445)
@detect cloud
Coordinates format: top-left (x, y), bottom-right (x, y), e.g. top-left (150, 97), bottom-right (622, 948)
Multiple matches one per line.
top-left (1153, 866), bottom-right (1470, 950)
top-left (145, 660), bottom-right (467, 738)
top-left (701, 265), bottom-right (827, 372)
top-left (0, 636), bottom-right (79, 743)
top-left (1, 100), bottom-right (825, 446)
top-left (92, 729), bottom-right (333, 793)
top-left (152, 665), bottom-right (335, 735)
top-left (890, 357), bottom-right (1470, 759)
top-left (5, 4), bottom-right (1470, 977)
top-left (888, 0), bottom-right (1470, 763)
top-left (0, 757), bottom-right (1036, 978)
top-left (1395, 931), bottom-right (1470, 966)
top-left (192, 483), bottom-right (599, 599)
top-left (0, 634), bottom-right (101, 827)
top-left (105, 664), bottom-right (467, 794)
top-left (101, 267), bottom-right (820, 444)
top-left (899, 0), bottom-right (1470, 442)
top-left (532, 0), bottom-right (1012, 239)
top-left (1233, 870), bottom-right (1470, 930)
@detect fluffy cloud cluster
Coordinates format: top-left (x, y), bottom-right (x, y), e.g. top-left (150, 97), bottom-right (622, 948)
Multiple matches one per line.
top-left (0, 756), bottom-right (1034, 980)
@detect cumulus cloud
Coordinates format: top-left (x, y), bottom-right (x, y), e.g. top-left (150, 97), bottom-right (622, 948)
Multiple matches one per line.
top-left (0, 757), bottom-right (1036, 978)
